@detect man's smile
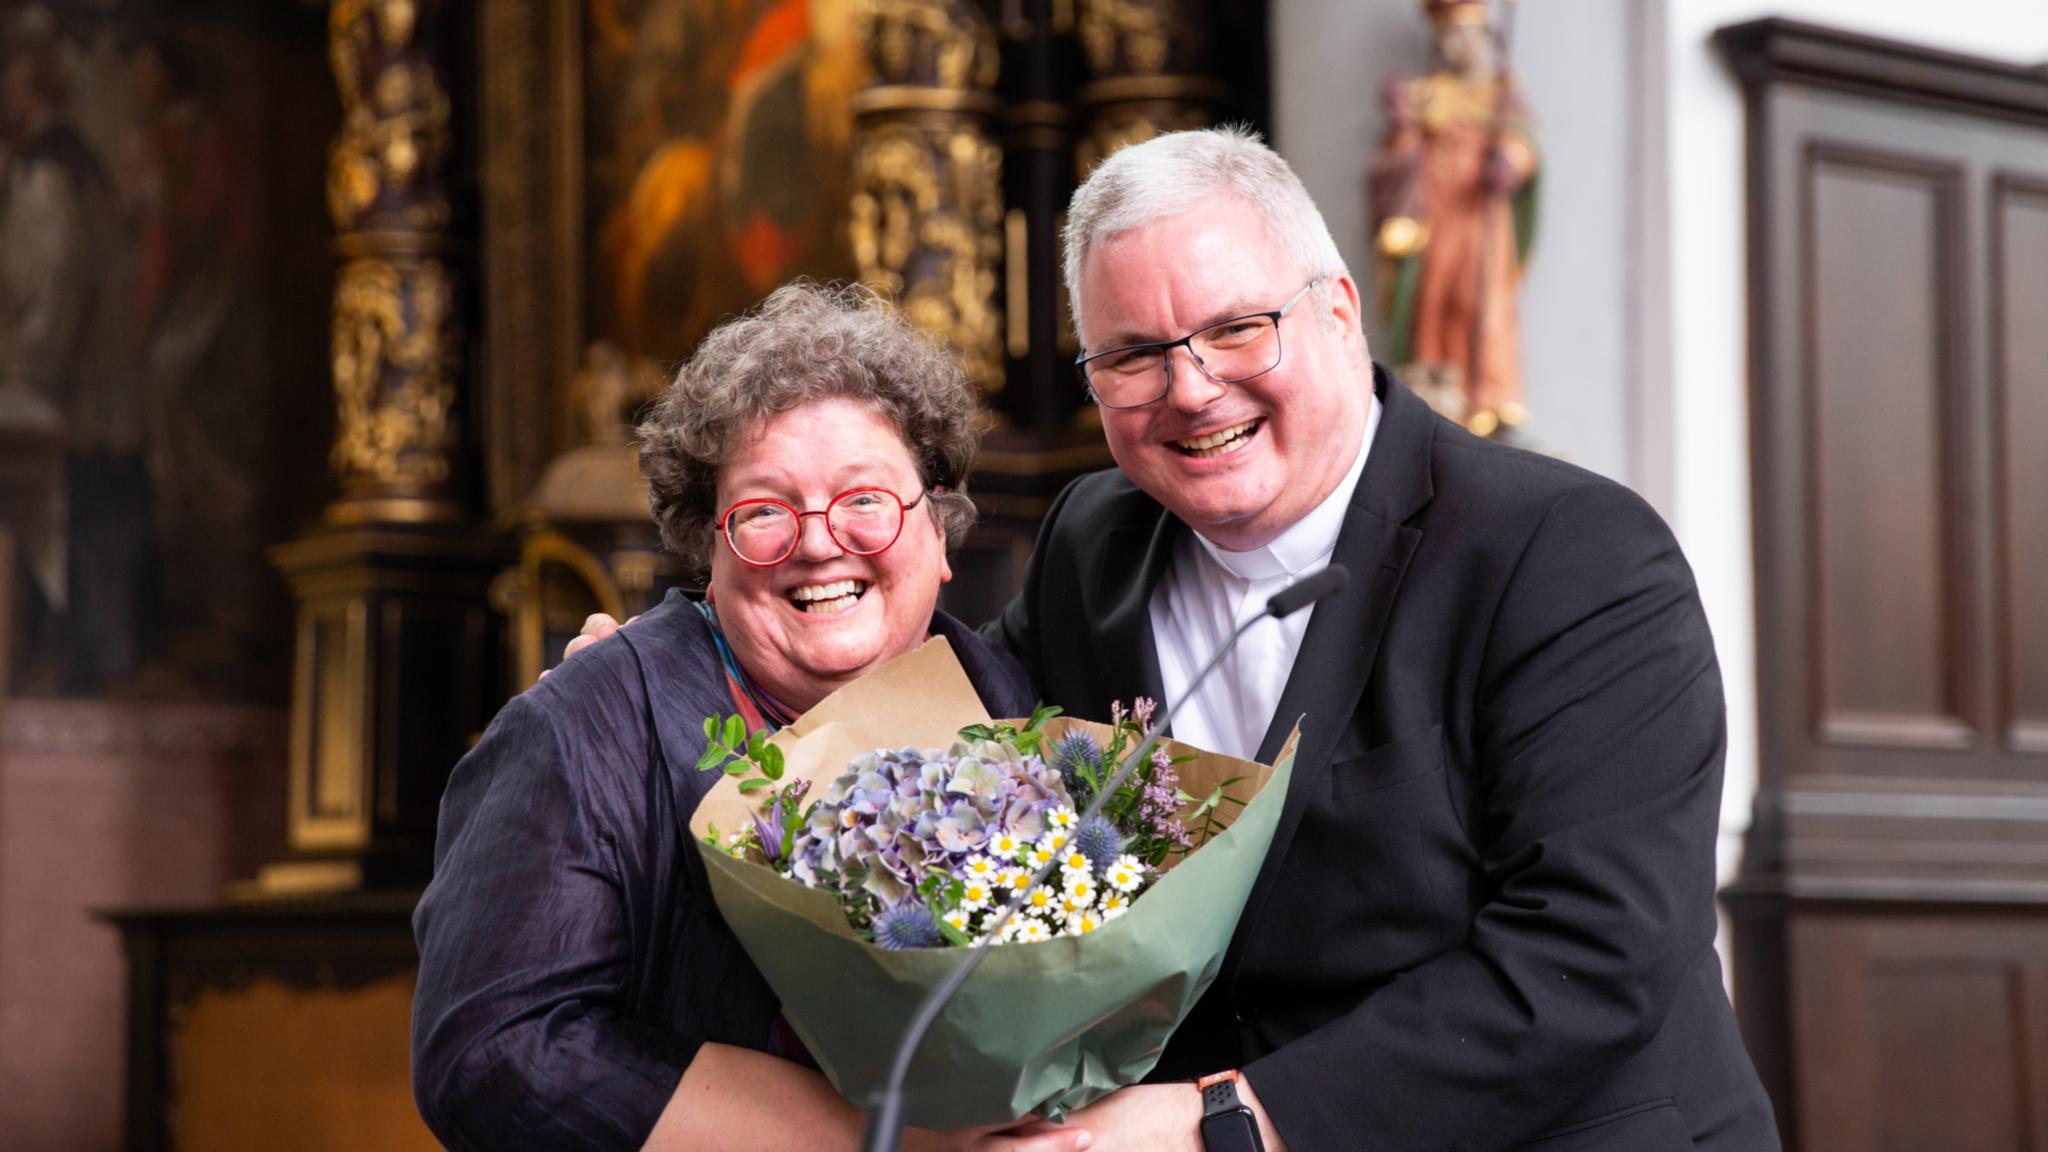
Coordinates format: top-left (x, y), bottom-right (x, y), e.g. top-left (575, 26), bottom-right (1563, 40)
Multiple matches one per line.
top-left (1171, 418), bottom-right (1264, 458)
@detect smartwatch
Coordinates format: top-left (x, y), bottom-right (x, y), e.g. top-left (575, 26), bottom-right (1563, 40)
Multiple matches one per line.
top-left (1197, 1069), bottom-right (1266, 1152)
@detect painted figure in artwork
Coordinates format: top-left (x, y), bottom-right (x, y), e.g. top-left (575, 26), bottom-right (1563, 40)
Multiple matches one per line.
top-left (1369, 0), bottom-right (1539, 437)
top-left (586, 0), bottom-right (866, 360)
top-left (0, 20), bottom-right (141, 692)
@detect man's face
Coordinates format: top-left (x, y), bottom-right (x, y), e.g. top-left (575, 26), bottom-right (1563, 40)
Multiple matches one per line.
top-left (1078, 194), bottom-right (1371, 552)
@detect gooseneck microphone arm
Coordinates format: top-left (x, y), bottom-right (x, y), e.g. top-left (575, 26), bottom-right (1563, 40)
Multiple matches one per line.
top-left (859, 565), bottom-right (1351, 1152)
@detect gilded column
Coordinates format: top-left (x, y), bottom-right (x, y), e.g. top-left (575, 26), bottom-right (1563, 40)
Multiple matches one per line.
top-left (851, 0), bottom-right (1006, 393)
top-left (1073, 0), bottom-right (1223, 174)
top-left (325, 0), bottom-right (463, 525)
top-left (255, 0), bottom-right (503, 896)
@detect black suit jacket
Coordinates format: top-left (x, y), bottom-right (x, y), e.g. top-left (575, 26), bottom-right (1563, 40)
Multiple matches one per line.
top-left (989, 369), bottom-right (1778, 1152)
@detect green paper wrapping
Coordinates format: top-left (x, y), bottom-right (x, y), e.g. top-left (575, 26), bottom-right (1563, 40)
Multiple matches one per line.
top-left (688, 638), bottom-right (1299, 1130)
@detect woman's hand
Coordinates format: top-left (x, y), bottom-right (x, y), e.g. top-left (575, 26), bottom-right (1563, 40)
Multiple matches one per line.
top-left (906, 1116), bottom-right (1093, 1152)
top-left (644, 1044), bottom-right (1094, 1152)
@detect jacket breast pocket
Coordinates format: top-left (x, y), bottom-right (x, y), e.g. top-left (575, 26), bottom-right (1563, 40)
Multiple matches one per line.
top-left (1517, 1099), bottom-right (1695, 1150)
top-left (1255, 723), bottom-right (1467, 976)
top-left (1328, 723), bottom-right (1445, 799)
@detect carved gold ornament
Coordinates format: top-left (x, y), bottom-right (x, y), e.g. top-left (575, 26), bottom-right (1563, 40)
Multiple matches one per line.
top-left (851, 123), bottom-right (1005, 389)
top-left (327, 0), bottom-right (451, 231)
top-left (1078, 0), bottom-right (1172, 76)
top-left (331, 259), bottom-right (459, 486)
top-left (859, 0), bottom-right (1000, 89)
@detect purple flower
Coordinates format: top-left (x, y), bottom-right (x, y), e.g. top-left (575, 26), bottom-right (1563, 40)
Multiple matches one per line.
top-left (874, 903), bottom-right (944, 950)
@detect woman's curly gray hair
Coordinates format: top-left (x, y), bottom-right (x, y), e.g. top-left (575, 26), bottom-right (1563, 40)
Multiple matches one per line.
top-left (638, 282), bottom-right (981, 568)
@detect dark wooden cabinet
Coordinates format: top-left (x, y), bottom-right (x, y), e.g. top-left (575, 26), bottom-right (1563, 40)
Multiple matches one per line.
top-left (107, 897), bottom-right (432, 1152)
top-left (1717, 20), bottom-right (2048, 1152)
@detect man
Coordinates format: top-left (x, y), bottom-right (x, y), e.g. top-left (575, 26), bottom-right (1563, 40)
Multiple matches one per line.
top-left (572, 128), bottom-right (1777, 1151)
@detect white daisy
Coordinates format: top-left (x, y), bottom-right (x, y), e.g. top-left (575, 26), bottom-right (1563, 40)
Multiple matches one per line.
top-left (1014, 919), bottom-right (1052, 944)
top-left (1105, 855), bottom-right (1143, 893)
top-left (998, 866), bottom-right (1031, 894)
top-left (1046, 806), bottom-right (1076, 831)
top-left (942, 908), bottom-right (971, 934)
top-left (1062, 875), bottom-right (1097, 907)
top-left (1099, 892), bottom-right (1130, 920)
top-left (1023, 885), bottom-right (1058, 915)
top-left (960, 880), bottom-right (994, 912)
top-left (1066, 911), bottom-right (1103, 936)
top-left (1060, 849), bottom-right (1092, 877)
top-left (962, 855), bottom-right (1000, 881)
top-left (988, 831), bottom-right (1023, 858)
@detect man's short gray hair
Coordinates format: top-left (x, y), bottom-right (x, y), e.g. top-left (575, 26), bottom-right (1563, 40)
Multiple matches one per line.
top-left (637, 282), bottom-right (980, 569)
top-left (1062, 126), bottom-right (1347, 344)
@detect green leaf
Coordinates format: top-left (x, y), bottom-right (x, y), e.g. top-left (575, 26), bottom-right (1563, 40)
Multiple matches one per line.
top-left (737, 778), bottom-right (771, 794)
top-left (761, 744), bottom-right (785, 780)
top-left (723, 715), bottom-right (746, 748)
top-left (724, 761), bottom-right (751, 777)
top-left (934, 914), bottom-right (970, 948)
top-left (747, 729), bottom-right (766, 757)
top-left (694, 747), bottom-right (728, 775)
top-left (702, 716), bottom-right (717, 739)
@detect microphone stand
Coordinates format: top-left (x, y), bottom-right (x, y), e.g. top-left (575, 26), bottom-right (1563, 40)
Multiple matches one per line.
top-left (860, 565), bottom-right (1351, 1152)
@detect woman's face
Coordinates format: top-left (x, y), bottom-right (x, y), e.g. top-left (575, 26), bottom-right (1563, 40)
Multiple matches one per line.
top-left (709, 397), bottom-right (953, 714)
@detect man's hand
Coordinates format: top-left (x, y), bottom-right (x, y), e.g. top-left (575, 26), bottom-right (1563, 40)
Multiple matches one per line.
top-left (541, 612), bottom-right (630, 678)
top-left (992, 1080), bottom-right (1287, 1152)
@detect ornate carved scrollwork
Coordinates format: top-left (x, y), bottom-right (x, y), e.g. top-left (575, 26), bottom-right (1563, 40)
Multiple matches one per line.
top-left (324, 0), bottom-right (461, 520)
top-left (1072, 0), bottom-right (1222, 174)
top-left (330, 258), bottom-right (459, 489)
top-left (327, 0), bottom-right (453, 233)
top-left (851, 0), bottom-right (1006, 392)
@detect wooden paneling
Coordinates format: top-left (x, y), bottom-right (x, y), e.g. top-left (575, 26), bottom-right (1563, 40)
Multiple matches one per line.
top-left (1805, 148), bottom-right (1970, 748)
top-left (1787, 914), bottom-right (2048, 1152)
top-left (1718, 19), bottom-right (2048, 1152)
top-left (1996, 179), bottom-right (2048, 754)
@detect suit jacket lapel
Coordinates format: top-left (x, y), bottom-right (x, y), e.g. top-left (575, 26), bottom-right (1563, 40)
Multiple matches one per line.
top-left (1084, 508), bottom-right (1176, 719)
top-left (1227, 366), bottom-right (1437, 986)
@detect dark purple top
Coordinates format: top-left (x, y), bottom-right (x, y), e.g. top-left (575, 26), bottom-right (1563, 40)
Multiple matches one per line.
top-left (410, 591), bottom-right (1033, 1150)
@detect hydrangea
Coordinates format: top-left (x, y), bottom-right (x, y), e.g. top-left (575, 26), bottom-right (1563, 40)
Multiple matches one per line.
top-left (786, 739), bottom-right (1073, 932)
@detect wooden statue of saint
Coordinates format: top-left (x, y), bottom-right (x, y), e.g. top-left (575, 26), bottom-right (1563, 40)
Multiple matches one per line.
top-left (1369, 0), bottom-right (1539, 438)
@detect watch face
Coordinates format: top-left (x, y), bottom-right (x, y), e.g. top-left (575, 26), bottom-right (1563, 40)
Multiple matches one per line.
top-left (1199, 1109), bottom-right (1265, 1152)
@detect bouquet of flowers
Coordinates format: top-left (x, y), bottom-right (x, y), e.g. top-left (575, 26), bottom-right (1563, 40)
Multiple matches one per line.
top-left (686, 638), bottom-right (1299, 1129)
top-left (701, 695), bottom-right (1241, 951)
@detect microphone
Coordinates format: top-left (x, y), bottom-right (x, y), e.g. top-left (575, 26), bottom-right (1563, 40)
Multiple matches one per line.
top-left (1267, 563), bottom-right (1348, 619)
top-left (860, 564), bottom-right (1351, 1151)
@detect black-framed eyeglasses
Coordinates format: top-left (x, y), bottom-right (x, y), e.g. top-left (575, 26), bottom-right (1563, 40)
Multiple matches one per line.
top-left (716, 487), bottom-right (930, 567)
top-left (1075, 279), bottom-right (1321, 409)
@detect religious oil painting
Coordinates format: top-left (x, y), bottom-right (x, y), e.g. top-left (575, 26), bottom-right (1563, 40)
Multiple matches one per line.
top-left (0, 1), bottom-right (333, 700)
top-left (582, 0), bottom-right (867, 362)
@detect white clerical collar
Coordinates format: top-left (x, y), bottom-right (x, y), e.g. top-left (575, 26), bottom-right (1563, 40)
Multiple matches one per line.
top-left (1192, 392), bottom-right (1380, 583)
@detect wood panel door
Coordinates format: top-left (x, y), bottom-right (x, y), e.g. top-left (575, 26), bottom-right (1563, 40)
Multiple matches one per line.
top-left (1718, 20), bottom-right (2048, 1152)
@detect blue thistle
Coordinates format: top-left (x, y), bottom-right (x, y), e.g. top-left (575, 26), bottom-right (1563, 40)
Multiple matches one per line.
top-left (1073, 816), bottom-right (1124, 874)
top-left (874, 902), bottom-right (944, 950)
top-left (1049, 730), bottom-right (1103, 809)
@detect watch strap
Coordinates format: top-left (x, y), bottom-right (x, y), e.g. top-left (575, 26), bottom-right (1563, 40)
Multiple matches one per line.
top-left (1197, 1070), bottom-right (1246, 1118)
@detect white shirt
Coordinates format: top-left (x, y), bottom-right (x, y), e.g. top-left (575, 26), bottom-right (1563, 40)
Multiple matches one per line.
top-left (1147, 395), bottom-right (1380, 762)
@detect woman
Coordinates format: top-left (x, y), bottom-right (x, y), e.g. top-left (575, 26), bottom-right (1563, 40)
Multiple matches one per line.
top-left (411, 284), bottom-right (1089, 1152)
